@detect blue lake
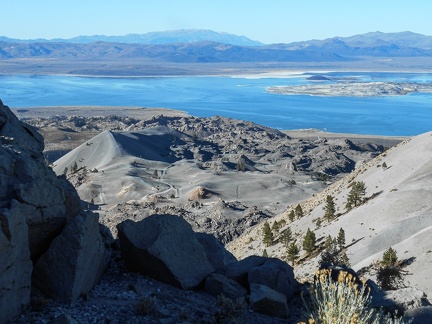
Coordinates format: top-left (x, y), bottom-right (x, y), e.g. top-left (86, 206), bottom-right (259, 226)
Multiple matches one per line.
top-left (1, 72), bottom-right (432, 136)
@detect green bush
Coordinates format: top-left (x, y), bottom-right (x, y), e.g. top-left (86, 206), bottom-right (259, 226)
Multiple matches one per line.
top-left (301, 269), bottom-right (410, 323)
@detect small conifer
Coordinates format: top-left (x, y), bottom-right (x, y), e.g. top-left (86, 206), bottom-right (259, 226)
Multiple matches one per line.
top-left (262, 221), bottom-right (274, 247)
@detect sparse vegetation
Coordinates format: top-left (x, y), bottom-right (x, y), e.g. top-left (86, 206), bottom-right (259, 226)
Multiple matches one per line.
top-left (376, 247), bottom-right (406, 290)
top-left (301, 269), bottom-right (409, 324)
top-left (337, 227), bottom-right (346, 249)
top-left (346, 181), bottom-right (366, 210)
top-left (134, 297), bottom-right (156, 316)
top-left (280, 227), bottom-right (292, 248)
top-left (303, 228), bottom-right (316, 254)
top-left (323, 195), bottom-right (336, 222)
top-left (214, 294), bottom-right (247, 323)
top-left (295, 204), bottom-right (304, 219)
top-left (286, 241), bottom-right (299, 263)
top-left (288, 210), bottom-right (295, 222)
top-left (321, 234), bottom-right (350, 267)
top-left (262, 221), bottom-right (274, 247)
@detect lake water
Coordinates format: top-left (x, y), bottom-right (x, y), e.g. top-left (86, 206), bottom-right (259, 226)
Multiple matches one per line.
top-left (1, 72), bottom-right (432, 136)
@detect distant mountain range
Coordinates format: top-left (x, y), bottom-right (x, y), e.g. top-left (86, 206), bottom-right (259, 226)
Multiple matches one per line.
top-left (1, 30), bottom-right (432, 68)
top-left (0, 29), bottom-right (263, 47)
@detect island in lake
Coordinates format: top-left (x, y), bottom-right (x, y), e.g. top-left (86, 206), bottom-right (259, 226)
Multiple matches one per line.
top-left (267, 81), bottom-right (432, 97)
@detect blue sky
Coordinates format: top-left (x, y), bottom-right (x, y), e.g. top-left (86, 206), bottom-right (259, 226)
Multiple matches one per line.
top-left (2, 0), bottom-right (431, 43)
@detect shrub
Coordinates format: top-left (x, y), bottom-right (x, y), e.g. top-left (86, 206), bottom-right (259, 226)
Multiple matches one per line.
top-left (301, 269), bottom-right (409, 324)
top-left (134, 297), bottom-right (156, 316)
top-left (214, 294), bottom-right (247, 322)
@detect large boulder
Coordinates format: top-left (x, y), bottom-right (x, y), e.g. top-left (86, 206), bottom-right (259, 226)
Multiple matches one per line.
top-left (371, 287), bottom-right (431, 314)
top-left (117, 214), bottom-right (215, 290)
top-left (32, 211), bottom-right (111, 304)
top-left (215, 255), bottom-right (268, 289)
top-left (0, 202), bottom-right (33, 323)
top-left (248, 257), bottom-right (297, 300)
top-left (249, 283), bottom-right (289, 319)
top-left (0, 100), bottom-right (77, 260)
top-left (195, 232), bottom-right (237, 269)
top-left (215, 256), bottom-right (298, 299)
top-left (204, 273), bottom-right (247, 300)
top-left (0, 100), bottom-right (106, 321)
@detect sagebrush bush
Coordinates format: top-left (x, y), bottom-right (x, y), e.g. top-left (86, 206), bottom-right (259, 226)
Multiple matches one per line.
top-left (301, 269), bottom-right (410, 324)
top-left (214, 294), bottom-right (247, 322)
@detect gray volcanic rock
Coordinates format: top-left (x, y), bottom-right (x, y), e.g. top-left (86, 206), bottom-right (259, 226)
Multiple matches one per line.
top-left (371, 287), bottom-right (431, 314)
top-left (248, 258), bottom-right (298, 300)
top-left (1, 100), bottom-right (108, 321)
top-left (117, 214), bottom-right (215, 290)
top-left (195, 232), bottom-right (237, 269)
top-left (249, 283), bottom-right (289, 319)
top-left (0, 202), bottom-right (32, 323)
top-left (33, 211), bottom-right (111, 304)
top-left (204, 273), bottom-right (247, 299)
top-left (0, 101), bottom-right (75, 260)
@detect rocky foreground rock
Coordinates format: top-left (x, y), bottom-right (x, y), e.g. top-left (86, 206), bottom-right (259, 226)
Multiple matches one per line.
top-left (0, 100), bottom-right (111, 322)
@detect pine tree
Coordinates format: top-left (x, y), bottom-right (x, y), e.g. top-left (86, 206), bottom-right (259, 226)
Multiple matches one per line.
top-left (323, 195), bottom-right (336, 222)
top-left (271, 220), bottom-right (280, 234)
top-left (288, 210), bottom-right (295, 222)
top-left (71, 161), bottom-right (78, 173)
top-left (346, 181), bottom-right (366, 210)
top-left (262, 249), bottom-right (268, 258)
top-left (337, 228), bottom-right (346, 249)
top-left (382, 247), bottom-right (398, 267)
top-left (295, 204), bottom-right (304, 219)
top-left (262, 221), bottom-right (274, 247)
top-left (64, 166), bottom-right (68, 175)
top-left (286, 242), bottom-right (299, 263)
top-left (303, 228), bottom-right (316, 254)
top-left (321, 235), bottom-right (350, 267)
top-left (280, 227), bottom-right (292, 248)
top-left (324, 235), bottom-right (333, 252)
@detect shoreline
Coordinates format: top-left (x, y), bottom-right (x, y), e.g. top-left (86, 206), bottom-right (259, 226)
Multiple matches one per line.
top-left (12, 106), bottom-right (408, 143)
top-left (3, 68), bottom-right (432, 79)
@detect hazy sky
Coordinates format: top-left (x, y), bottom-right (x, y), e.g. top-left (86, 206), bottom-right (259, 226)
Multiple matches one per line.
top-left (2, 0), bottom-right (432, 43)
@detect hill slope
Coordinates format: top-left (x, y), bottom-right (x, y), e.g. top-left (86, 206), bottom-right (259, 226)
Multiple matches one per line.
top-left (228, 131), bottom-right (432, 296)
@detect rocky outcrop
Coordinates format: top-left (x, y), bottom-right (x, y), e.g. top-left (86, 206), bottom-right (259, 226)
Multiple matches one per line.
top-left (249, 283), bottom-right (289, 319)
top-left (215, 255), bottom-right (299, 300)
top-left (0, 100), bottom-right (110, 322)
top-left (371, 287), bottom-right (431, 314)
top-left (0, 202), bottom-right (32, 324)
top-left (204, 273), bottom-right (247, 299)
top-left (195, 232), bottom-right (237, 269)
top-left (32, 211), bottom-right (111, 304)
top-left (117, 214), bottom-right (216, 290)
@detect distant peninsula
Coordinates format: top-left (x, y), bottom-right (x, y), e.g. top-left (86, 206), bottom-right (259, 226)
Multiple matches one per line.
top-left (267, 82), bottom-right (432, 97)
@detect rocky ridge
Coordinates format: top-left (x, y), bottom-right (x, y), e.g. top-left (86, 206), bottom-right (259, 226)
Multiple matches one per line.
top-left (40, 113), bottom-right (391, 244)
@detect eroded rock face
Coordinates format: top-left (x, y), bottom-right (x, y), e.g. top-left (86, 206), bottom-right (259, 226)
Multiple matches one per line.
top-left (32, 211), bottom-right (111, 304)
top-left (249, 283), bottom-right (289, 319)
top-left (117, 214), bottom-right (216, 290)
top-left (0, 202), bottom-right (32, 324)
top-left (0, 100), bottom-right (108, 321)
